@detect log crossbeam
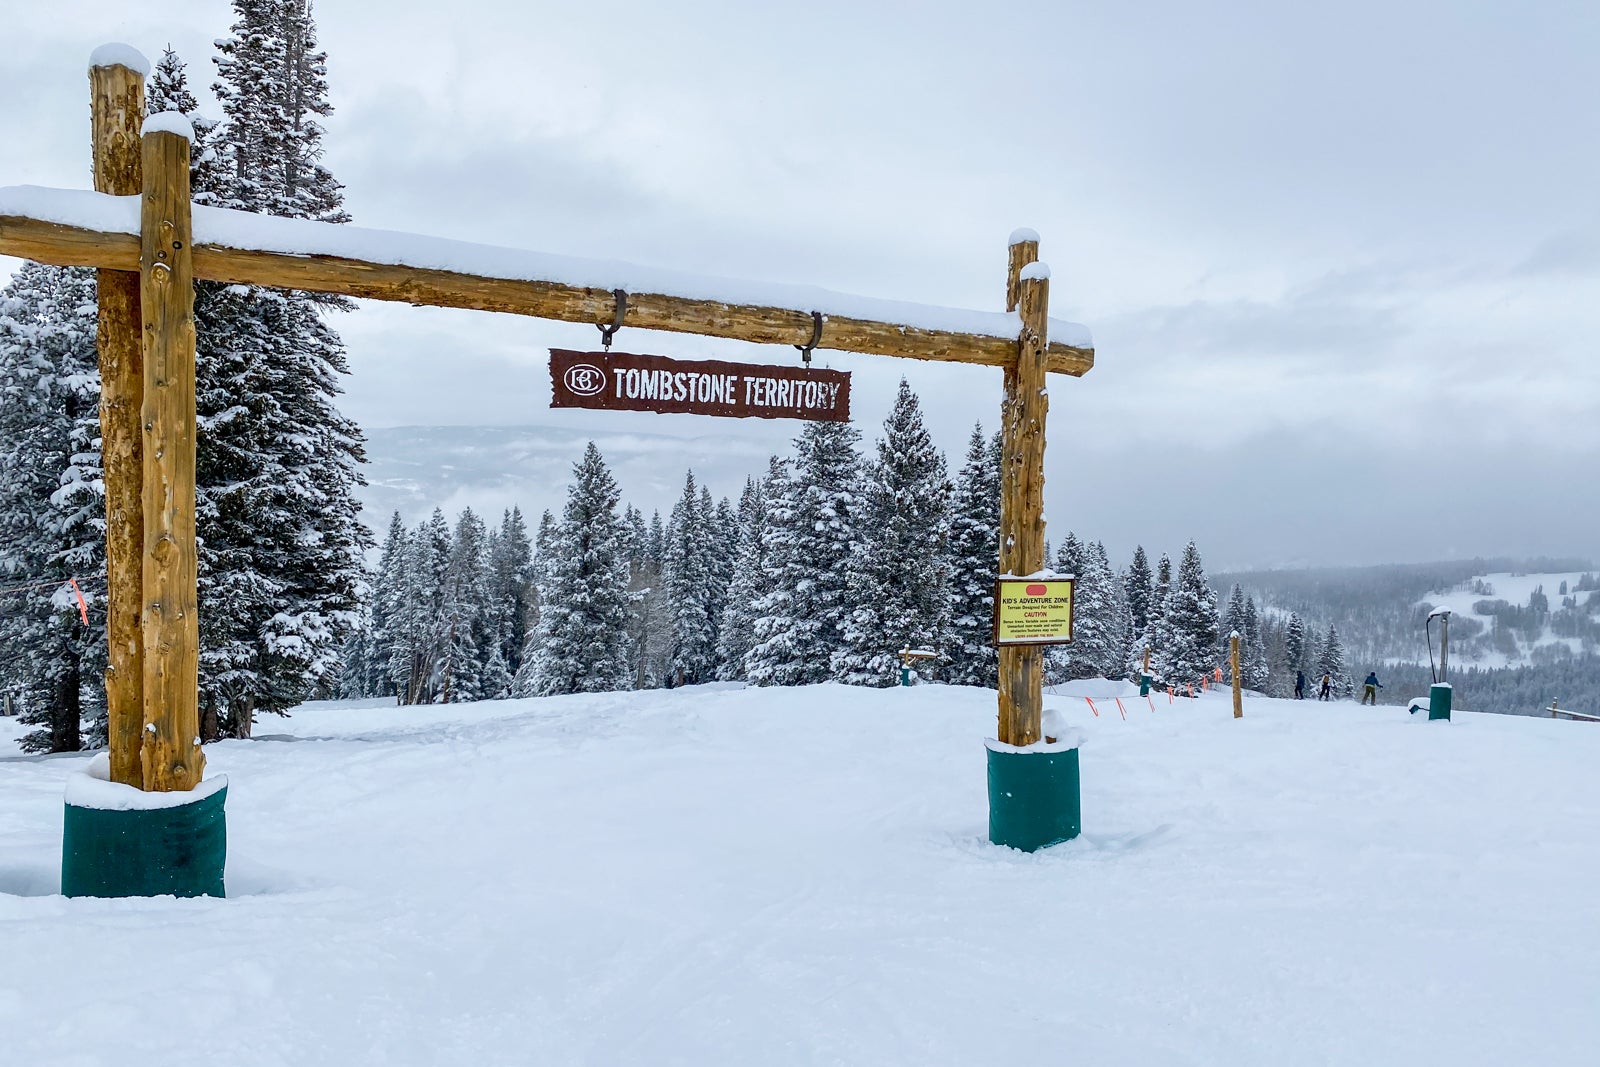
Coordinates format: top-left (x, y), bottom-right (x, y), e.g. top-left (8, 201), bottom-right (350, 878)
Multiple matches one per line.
top-left (0, 199), bottom-right (1094, 375)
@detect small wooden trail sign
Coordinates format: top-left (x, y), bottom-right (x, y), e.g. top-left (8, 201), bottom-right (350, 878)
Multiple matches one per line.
top-left (993, 576), bottom-right (1075, 647)
top-left (549, 349), bottom-right (850, 422)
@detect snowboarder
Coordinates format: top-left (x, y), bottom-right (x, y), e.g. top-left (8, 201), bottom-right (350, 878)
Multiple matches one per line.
top-left (1318, 673), bottom-right (1332, 701)
top-left (1294, 671), bottom-right (1306, 699)
top-left (1361, 671), bottom-right (1383, 705)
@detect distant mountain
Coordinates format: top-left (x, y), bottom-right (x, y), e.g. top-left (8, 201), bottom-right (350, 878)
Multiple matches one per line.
top-left (1216, 558), bottom-right (1600, 716)
top-left (356, 423), bottom-right (779, 531)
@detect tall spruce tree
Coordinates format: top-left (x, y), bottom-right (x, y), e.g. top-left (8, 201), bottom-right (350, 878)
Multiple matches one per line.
top-left (663, 471), bottom-right (718, 685)
top-left (189, 6), bottom-right (367, 736)
top-left (1243, 596), bottom-right (1270, 690)
top-left (0, 264), bottom-right (106, 752)
top-left (717, 475), bottom-right (768, 681)
top-left (520, 443), bottom-right (633, 695)
top-left (746, 423), bottom-right (863, 686)
top-left (1318, 624), bottom-right (1351, 697)
top-left (835, 381), bottom-right (952, 686)
top-left (945, 425), bottom-right (1002, 688)
top-left (1160, 542), bottom-right (1221, 689)
top-left (486, 507), bottom-right (534, 683)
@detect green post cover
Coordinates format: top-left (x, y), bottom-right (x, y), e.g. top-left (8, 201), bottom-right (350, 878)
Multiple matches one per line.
top-left (1428, 683), bottom-right (1453, 722)
top-left (987, 744), bottom-right (1081, 852)
top-left (62, 783), bottom-right (227, 898)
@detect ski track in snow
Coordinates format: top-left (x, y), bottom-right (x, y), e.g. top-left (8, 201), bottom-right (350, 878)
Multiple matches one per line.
top-left (3, 683), bottom-right (1599, 1065)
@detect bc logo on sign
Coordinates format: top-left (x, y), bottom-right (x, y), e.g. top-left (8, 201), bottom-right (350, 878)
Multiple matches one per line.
top-left (564, 363), bottom-right (607, 397)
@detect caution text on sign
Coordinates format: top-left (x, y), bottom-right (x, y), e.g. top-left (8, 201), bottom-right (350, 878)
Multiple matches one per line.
top-left (992, 577), bottom-right (1075, 647)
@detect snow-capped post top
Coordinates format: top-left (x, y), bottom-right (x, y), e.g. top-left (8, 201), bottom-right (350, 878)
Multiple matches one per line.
top-left (143, 111), bottom-right (195, 141)
top-left (1008, 227), bottom-right (1040, 246)
top-left (89, 43), bottom-right (150, 76)
top-left (1019, 261), bottom-right (1050, 282)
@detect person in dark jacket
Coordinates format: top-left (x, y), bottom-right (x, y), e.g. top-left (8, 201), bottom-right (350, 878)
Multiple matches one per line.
top-left (1294, 670), bottom-right (1306, 699)
top-left (1361, 671), bottom-right (1383, 705)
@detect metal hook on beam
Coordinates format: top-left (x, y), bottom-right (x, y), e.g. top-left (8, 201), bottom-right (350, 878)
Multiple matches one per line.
top-left (794, 310), bottom-right (823, 366)
top-left (598, 289), bottom-right (628, 351)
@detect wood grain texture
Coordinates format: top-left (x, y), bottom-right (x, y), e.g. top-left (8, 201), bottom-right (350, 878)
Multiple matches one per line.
top-left (0, 221), bottom-right (1094, 375)
top-left (137, 130), bottom-right (204, 792)
top-left (1231, 635), bottom-right (1243, 719)
top-left (997, 260), bottom-right (1051, 746)
top-left (90, 61), bottom-right (146, 789)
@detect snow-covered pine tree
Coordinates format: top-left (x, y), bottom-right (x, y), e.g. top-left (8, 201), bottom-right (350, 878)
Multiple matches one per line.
top-left (0, 264), bottom-right (106, 752)
top-left (437, 508), bottom-right (491, 703)
top-left (1222, 585), bottom-right (1248, 681)
top-left (1045, 532), bottom-right (1090, 683)
top-left (387, 512), bottom-right (450, 704)
top-left (717, 473), bottom-right (768, 681)
top-left (1135, 551), bottom-right (1175, 682)
top-left (1317, 624), bottom-right (1351, 697)
top-left (746, 422), bottom-right (863, 686)
top-left (1093, 541), bottom-right (1133, 679)
top-left (1285, 612), bottom-right (1309, 677)
top-left (486, 507), bottom-right (534, 684)
top-left (1124, 546), bottom-right (1154, 639)
top-left (1243, 596), bottom-right (1270, 690)
top-left (836, 380), bottom-right (952, 686)
top-left (663, 471), bottom-right (718, 685)
top-left (1160, 542), bottom-right (1221, 690)
top-left (707, 492), bottom-right (736, 674)
top-left (944, 424), bottom-right (1002, 689)
top-left (187, 7), bottom-right (368, 737)
top-left (522, 443), bottom-right (633, 695)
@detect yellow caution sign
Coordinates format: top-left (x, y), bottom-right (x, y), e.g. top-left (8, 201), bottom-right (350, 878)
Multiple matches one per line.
top-left (993, 577), bottom-right (1075, 646)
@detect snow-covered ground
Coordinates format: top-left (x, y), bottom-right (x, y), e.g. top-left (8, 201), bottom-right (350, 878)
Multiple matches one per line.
top-left (4, 683), bottom-right (1598, 1065)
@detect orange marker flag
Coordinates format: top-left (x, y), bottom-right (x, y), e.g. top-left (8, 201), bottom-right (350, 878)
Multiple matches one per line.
top-left (1084, 697), bottom-right (1101, 717)
top-left (67, 578), bottom-right (88, 626)
top-left (1114, 698), bottom-right (1128, 720)
top-left (1147, 695), bottom-right (1157, 712)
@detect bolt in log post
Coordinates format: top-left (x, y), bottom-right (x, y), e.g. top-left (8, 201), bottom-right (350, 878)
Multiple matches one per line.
top-left (91, 55), bottom-right (147, 788)
top-left (998, 237), bottom-right (1049, 747)
top-left (1230, 634), bottom-right (1243, 719)
top-left (138, 122), bottom-right (204, 792)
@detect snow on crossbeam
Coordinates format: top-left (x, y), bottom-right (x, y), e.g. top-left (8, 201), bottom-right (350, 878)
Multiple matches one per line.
top-left (0, 184), bottom-right (1095, 374)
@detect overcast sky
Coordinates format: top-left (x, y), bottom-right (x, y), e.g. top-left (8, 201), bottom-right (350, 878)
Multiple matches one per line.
top-left (5, 0), bottom-right (1597, 569)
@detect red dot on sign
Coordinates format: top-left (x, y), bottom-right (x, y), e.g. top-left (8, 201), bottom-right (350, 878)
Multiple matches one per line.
top-left (1025, 584), bottom-right (1047, 596)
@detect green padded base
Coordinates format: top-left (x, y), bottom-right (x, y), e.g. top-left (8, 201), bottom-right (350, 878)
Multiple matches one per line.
top-left (1428, 683), bottom-right (1452, 722)
top-left (62, 785), bottom-right (227, 898)
top-left (987, 745), bottom-right (1081, 852)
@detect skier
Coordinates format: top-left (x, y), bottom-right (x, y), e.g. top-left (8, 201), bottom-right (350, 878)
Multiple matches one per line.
top-left (1361, 671), bottom-right (1383, 706)
top-left (1318, 672), bottom-right (1332, 701)
top-left (1294, 670), bottom-right (1306, 700)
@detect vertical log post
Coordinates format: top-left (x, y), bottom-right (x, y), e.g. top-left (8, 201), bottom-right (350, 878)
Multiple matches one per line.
top-left (90, 53), bottom-right (147, 789)
top-left (138, 120), bottom-right (205, 791)
top-left (998, 233), bottom-right (1050, 746)
top-left (1230, 634), bottom-right (1243, 719)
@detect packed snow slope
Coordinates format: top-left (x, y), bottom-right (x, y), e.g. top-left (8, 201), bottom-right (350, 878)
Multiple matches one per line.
top-left (4, 683), bottom-right (1598, 1066)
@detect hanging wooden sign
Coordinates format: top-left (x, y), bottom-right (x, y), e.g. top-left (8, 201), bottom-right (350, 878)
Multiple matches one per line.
top-left (549, 349), bottom-right (850, 423)
top-left (993, 576), bottom-right (1075, 647)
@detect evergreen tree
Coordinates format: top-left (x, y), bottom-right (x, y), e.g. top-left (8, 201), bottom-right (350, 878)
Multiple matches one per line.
top-left (189, 8), bottom-right (368, 737)
top-left (1222, 585), bottom-right (1249, 682)
top-left (520, 443), bottom-right (633, 695)
top-left (1318, 624), bottom-right (1351, 697)
top-left (1243, 596), bottom-right (1270, 690)
top-left (836, 381), bottom-right (952, 686)
top-left (1160, 542), bottom-right (1221, 689)
top-left (1136, 551), bottom-right (1176, 682)
top-left (0, 264), bottom-right (106, 752)
top-left (663, 471), bottom-right (718, 685)
top-left (1053, 539), bottom-right (1124, 681)
top-left (1285, 612), bottom-right (1310, 677)
top-left (945, 425), bottom-right (1002, 688)
top-left (387, 512), bottom-right (450, 704)
top-left (437, 508), bottom-right (490, 703)
top-left (486, 507), bottom-right (534, 682)
top-left (716, 475), bottom-right (767, 681)
top-left (746, 423), bottom-right (863, 686)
